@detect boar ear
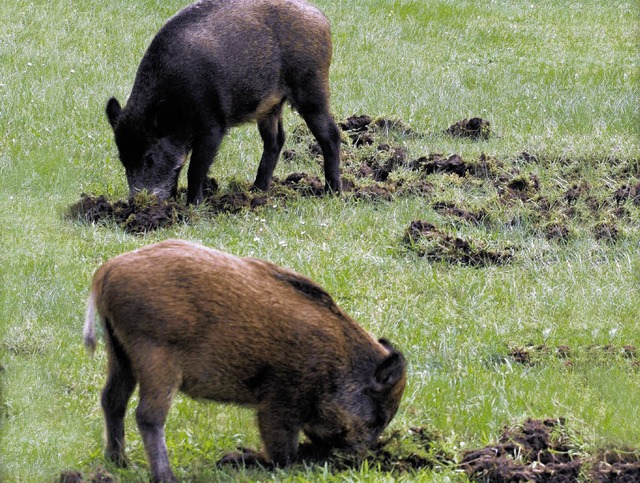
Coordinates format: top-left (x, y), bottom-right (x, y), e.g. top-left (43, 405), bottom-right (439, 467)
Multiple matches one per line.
top-left (106, 97), bottom-right (122, 128)
top-left (373, 351), bottom-right (406, 392)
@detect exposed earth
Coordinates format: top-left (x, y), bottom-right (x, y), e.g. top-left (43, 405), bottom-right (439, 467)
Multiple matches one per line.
top-left (60, 418), bottom-right (640, 482)
top-left (69, 115), bottom-right (638, 267)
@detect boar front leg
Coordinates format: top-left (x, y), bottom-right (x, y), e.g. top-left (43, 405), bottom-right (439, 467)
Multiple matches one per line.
top-left (258, 406), bottom-right (300, 466)
top-left (218, 407), bottom-right (299, 468)
top-left (253, 104), bottom-right (285, 191)
top-left (187, 126), bottom-right (224, 205)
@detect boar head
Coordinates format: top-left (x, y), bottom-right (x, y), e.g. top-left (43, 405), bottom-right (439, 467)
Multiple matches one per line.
top-left (106, 97), bottom-right (189, 200)
top-left (304, 339), bottom-right (407, 452)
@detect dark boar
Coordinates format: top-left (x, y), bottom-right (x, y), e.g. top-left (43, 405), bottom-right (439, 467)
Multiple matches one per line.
top-left (83, 239), bottom-right (406, 482)
top-left (106, 0), bottom-right (342, 205)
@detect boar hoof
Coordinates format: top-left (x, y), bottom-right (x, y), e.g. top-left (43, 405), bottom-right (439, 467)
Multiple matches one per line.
top-left (217, 448), bottom-right (272, 469)
top-left (106, 450), bottom-right (128, 468)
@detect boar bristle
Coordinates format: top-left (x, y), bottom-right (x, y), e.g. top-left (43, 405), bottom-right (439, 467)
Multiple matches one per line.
top-left (273, 270), bottom-right (337, 309)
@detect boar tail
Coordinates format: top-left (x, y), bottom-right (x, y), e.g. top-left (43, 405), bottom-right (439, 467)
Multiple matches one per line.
top-left (83, 289), bottom-right (97, 354)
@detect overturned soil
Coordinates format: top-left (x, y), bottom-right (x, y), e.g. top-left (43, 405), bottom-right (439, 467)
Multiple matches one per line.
top-left (446, 117), bottom-right (492, 140)
top-left (403, 220), bottom-right (513, 266)
top-left (71, 114), bottom-right (639, 268)
top-left (461, 418), bottom-right (640, 483)
top-left (223, 409), bottom-right (637, 481)
top-left (63, 418), bottom-right (639, 480)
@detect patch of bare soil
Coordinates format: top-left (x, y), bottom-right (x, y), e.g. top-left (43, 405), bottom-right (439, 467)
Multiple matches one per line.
top-left (445, 117), bottom-right (491, 140)
top-left (403, 220), bottom-right (513, 266)
top-left (500, 173), bottom-right (541, 202)
top-left (543, 221), bottom-right (572, 242)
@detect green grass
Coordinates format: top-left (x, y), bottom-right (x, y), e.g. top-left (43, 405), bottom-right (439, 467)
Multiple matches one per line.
top-left (1, 0), bottom-right (639, 481)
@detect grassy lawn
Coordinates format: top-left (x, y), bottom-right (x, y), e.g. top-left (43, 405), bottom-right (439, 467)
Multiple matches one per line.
top-left (1, 0), bottom-right (638, 481)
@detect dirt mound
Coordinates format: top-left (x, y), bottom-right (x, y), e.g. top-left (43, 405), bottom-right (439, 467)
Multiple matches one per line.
top-left (613, 182), bottom-right (640, 205)
top-left (404, 220), bottom-right (513, 266)
top-left (446, 117), bottom-right (491, 140)
top-left (462, 419), bottom-right (640, 483)
top-left (461, 418), bottom-right (580, 482)
top-left (589, 450), bottom-right (640, 482)
top-left (66, 192), bottom-right (188, 234)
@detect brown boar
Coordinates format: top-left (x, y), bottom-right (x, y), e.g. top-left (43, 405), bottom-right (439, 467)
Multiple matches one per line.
top-left (106, 0), bottom-right (342, 205)
top-left (83, 240), bottom-right (406, 482)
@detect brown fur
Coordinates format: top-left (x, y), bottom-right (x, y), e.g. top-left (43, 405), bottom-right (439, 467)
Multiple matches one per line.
top-left (84, 240), bottom-right (406, 482)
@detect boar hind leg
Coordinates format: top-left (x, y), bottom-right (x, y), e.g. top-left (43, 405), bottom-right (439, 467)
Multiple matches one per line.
top-left (253, 105), bottom-right (285, 191)
top-left (102, 320), bottom-right (137, 466)
top-left (295, 89), bottom-right (341, 193)
top-left (186, 125), bottom-right (224, 205)
top-left (135, 350), bottom-right (181, 482)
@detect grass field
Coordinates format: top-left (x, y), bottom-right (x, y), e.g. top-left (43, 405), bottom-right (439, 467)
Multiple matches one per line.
top-left (1, 0), bottom-right (638, 481)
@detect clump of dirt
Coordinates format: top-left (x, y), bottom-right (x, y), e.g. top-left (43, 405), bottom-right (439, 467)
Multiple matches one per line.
top-left (407, 154), bottom-right (472, 177)
top-left (594, 222), bottom-right (620, 243)
top-left (516, 151), bottom-right (539, 163)
top-left (67, 192), bottom-right (188, 234)
top-left (613, 182), bottom-right (640, 205)
top-left (543, 221), bottom-right (572, 242)
top-left (564, 181), bottom-right (590, 205)
top-left (589, 450), bottom-right (640, 482)
top-left (350, 144), bottom-right (408, 182)
top-left (507, 345), bottom-right (549, 365)
top-left (339, 114), bottom-right (373, 133)
top-left (445, 117), bottom-right (491, 140)
top-left (407, 152), bottom-right (499, 179)
top-left (461, 418), bottom-right (581, 482)
top-left (432, 201), bottom-right (488, 225)
top-left (296, 426), bottom-right (454, 473)
top-left (339, 114), bottom-right (414, 137)
top-left (59, 468), bottom-right (114, 482)
top-left (502, 173), bottom-right (540, 202)
top-left (277, 172), bottom-right (325, 197)
top-left (403, 220), bottom-right (513, 266)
